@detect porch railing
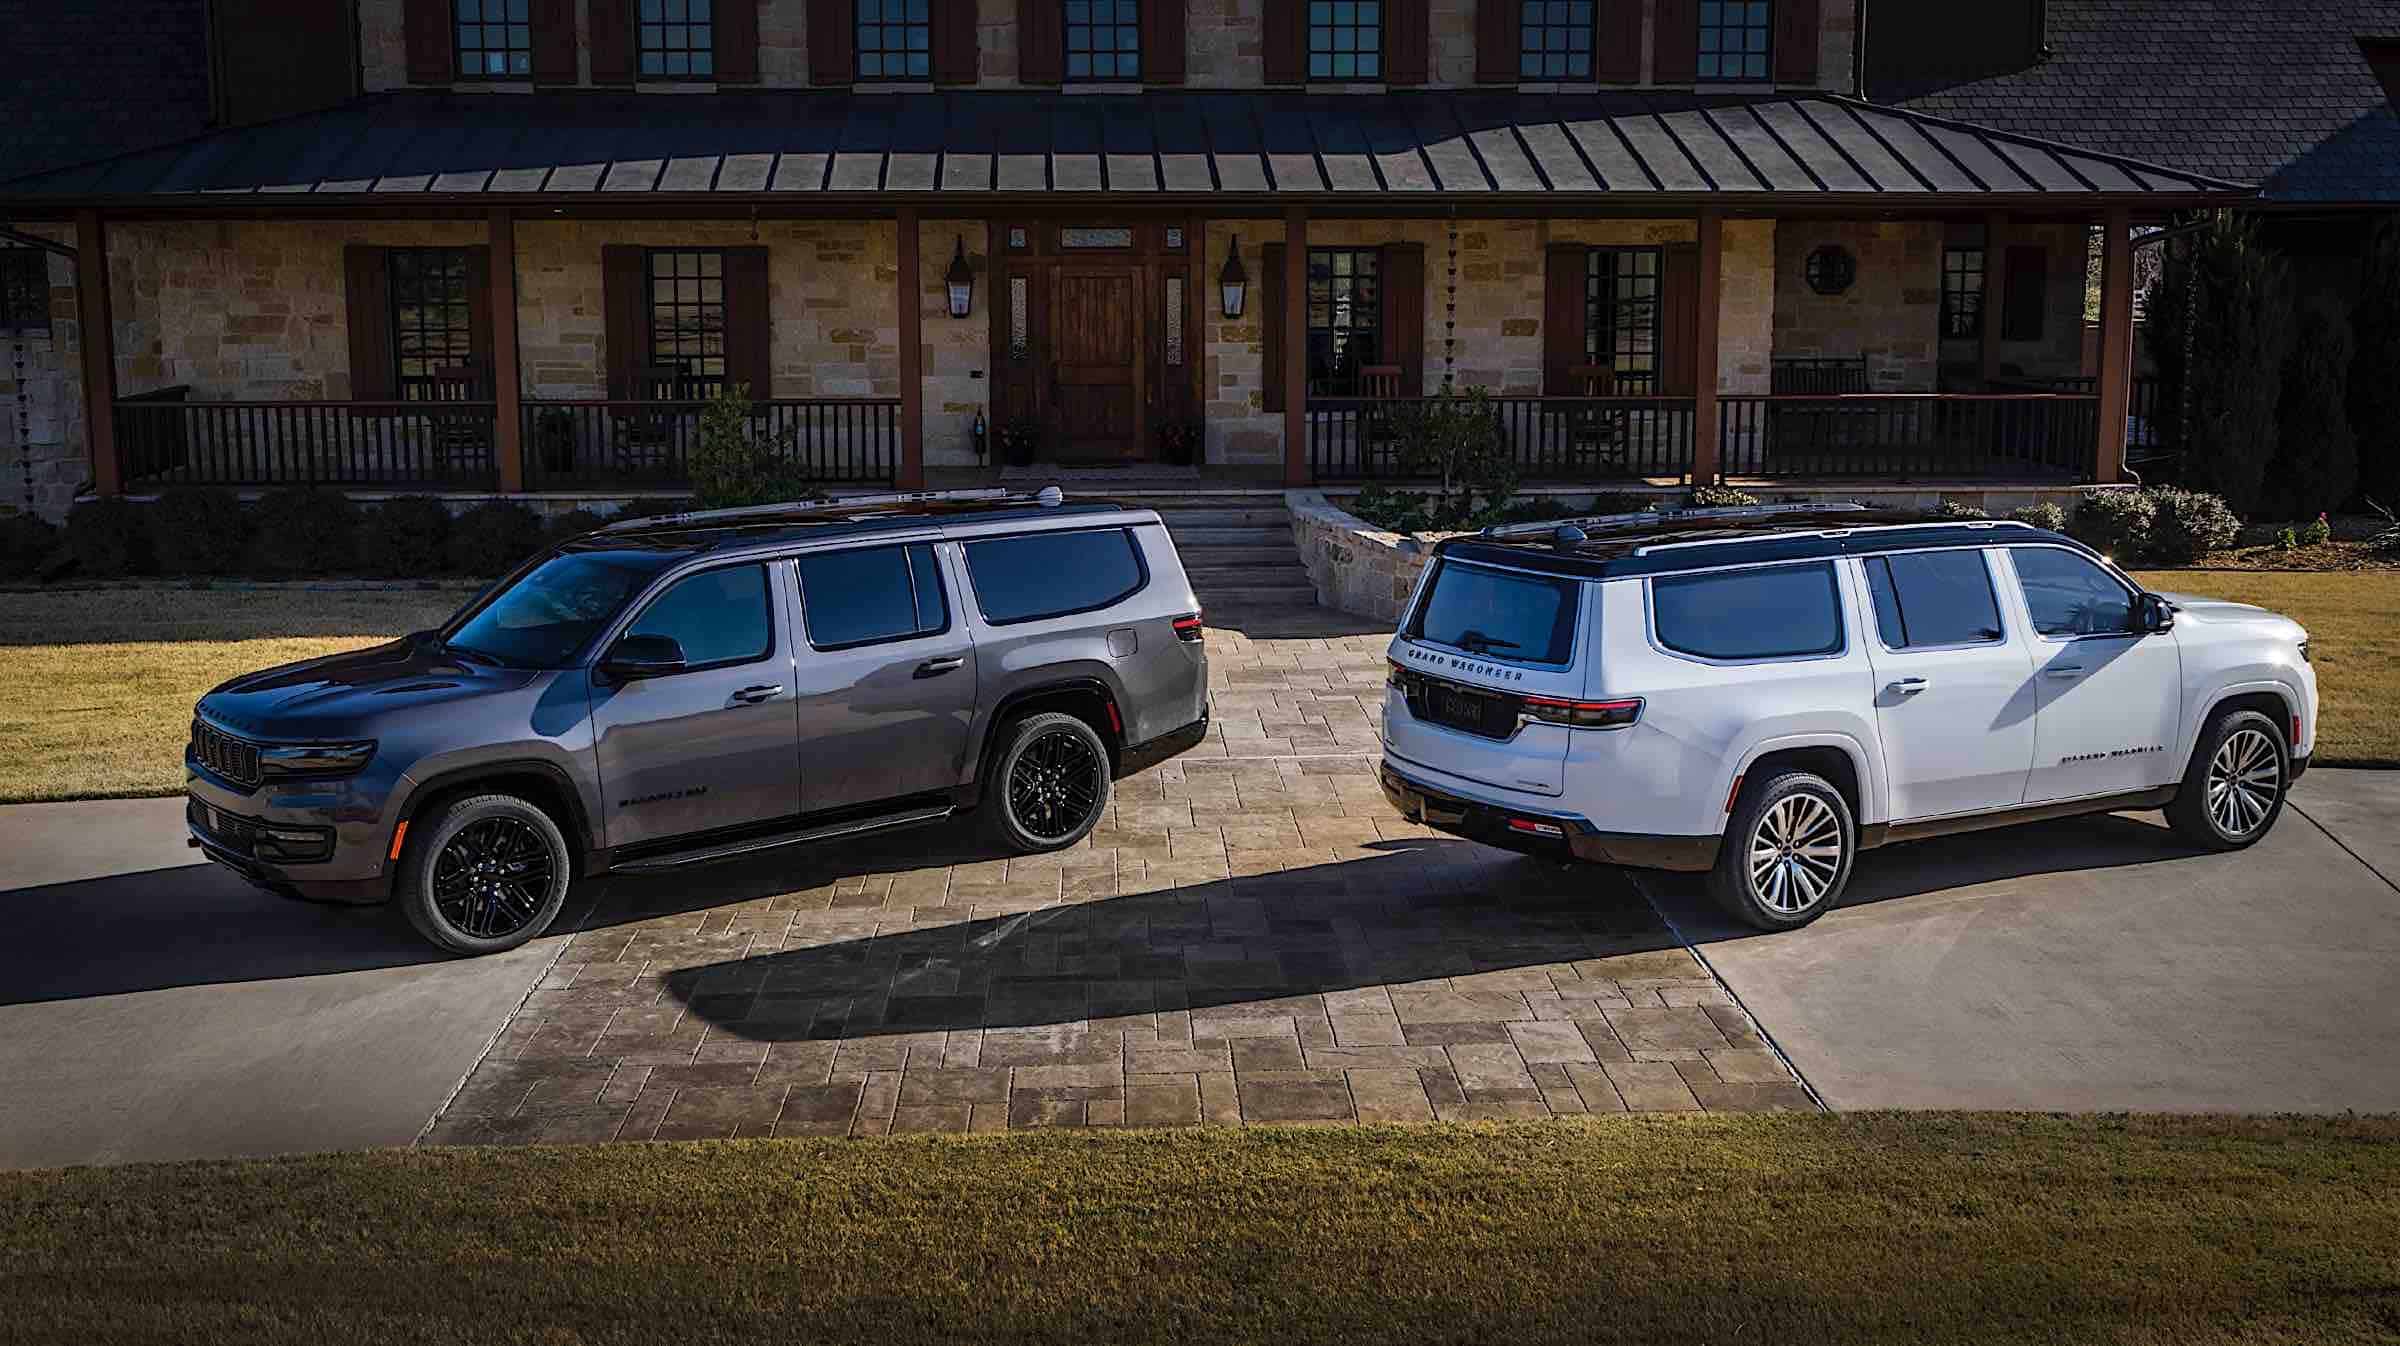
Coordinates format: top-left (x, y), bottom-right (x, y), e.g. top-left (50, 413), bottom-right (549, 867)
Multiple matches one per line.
top-left (1307, 395), bottom-right (1697, 482)
top-left (115, 395), bottom-right (500, 489)
top-left (521, 398), bottom-right (899, 490)
top-left (1718, 393), bottom-right (2096, 480)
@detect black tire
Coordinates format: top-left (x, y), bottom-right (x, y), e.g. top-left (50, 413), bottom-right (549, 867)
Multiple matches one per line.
top-left (981, 711), bottom-right (1113, 854)
top-left (398, 793), bottom-right (574, 956)
top-left (1707, 770), bottom-right (1855, 932)
top-left (2165, 707), bottom-right (2289, 851)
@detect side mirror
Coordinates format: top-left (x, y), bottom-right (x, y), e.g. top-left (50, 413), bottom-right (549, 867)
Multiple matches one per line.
top-left (2138, 593), bottom-right (2175, 634)
top-left (601, 633), bottom-right (687, 681)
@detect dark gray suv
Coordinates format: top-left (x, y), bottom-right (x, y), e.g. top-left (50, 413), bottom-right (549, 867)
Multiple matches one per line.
top-left (185, 488), bottom-right (1211, 954)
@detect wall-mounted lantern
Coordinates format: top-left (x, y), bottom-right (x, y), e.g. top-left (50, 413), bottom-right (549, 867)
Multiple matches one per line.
top-left (1219, 236), bottom-right (1248, 320)
top-left (945, 236), bottom-right (975, 319)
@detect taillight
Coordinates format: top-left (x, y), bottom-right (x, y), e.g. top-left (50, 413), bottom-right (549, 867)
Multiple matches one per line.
top-left (1506, 818), bottom-right (1566, 838)
top-left (1520, 695), bottom-right (1643, 730)
top-left (1387, 657), bottom-right (1407, 690)
top-left (1173, 613), bottom-right (1204, 644)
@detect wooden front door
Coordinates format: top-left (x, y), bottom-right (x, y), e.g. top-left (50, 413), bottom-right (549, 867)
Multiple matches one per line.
top-left (1049, 265), bottom-right (1146, 460)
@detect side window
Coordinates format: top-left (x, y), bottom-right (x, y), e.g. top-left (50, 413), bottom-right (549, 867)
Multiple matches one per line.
top-left (797, 543), bottom-right (948, 650)
top-left (625, 564), bottom-right (772, 668)
top-left (963, 529), bottom-right (1147, 624)
top-left (2012, 547), bottom-right (2138, 638)
top-left (1652, 562), bottom-right (1843, 662)
top-left (1862, 550), bottom-right (2005, 649)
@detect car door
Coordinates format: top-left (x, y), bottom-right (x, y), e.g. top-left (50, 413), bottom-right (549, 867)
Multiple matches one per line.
top-left (2003, 544), bottom-right (2184, 803)
top-left (1854, 547), bottom-right (2042, 821)
top-left (790, 540), bottom-right (978, 815)
top-left (589, 561), bottom-right (800, 849)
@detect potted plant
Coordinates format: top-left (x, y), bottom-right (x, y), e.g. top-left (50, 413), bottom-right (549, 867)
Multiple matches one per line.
top-left (1156, 418), bottom-right (1203, 467)
top-left (998, 416), bottom-right (1044, 467)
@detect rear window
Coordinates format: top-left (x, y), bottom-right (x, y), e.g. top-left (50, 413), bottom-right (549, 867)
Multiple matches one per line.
top-left (1406, 561), bottom-right (1580, 665)
top-left (1863, 550), bottom-right (2005, 648)
top-left (963, 528), bottom-right (1147, 624)
top-left (1652, 562), bottom-right (1844, 661)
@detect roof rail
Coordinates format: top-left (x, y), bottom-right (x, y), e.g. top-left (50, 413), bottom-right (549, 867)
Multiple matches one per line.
top-left (600, 485), bottom-right (1064, 533)
top-left (1479, 501), bottom-right (1865, 542)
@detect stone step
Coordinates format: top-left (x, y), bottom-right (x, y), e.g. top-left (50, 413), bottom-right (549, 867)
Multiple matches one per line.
top-left (1146, 507), bottom-right (1296, 529)
top-left (1163, 525), bottom-right (1295, 547)
top-left (1192, 583), bottom-right (1322, 606)
top-left (1172, 545), bottom-right (1304, 566)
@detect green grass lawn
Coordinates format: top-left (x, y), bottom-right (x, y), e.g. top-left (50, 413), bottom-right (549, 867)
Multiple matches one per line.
top-left (2132, 569), bottom-right (2400, 767)
top-left (0, 1116), bottom-right (2393, 1345)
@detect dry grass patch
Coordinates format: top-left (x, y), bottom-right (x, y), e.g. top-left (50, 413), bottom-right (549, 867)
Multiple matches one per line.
top-left (2133, 569), bottom-right (2400, 767)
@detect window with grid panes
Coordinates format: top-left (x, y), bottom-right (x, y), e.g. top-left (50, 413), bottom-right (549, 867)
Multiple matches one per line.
top-left (639, 0), bottom-right (715, 78)
top-left (1520, 0), bottom-right (1592, 79)
top-left (1065, 0), bottom-right (1140, 79)
top-left (857, 0), bottom-right (931, 79)
top-left (388, 249), bottom-right (476, 399)
top-left (1696, 0), bottom-right (1769, 81)
top-left (1305, 249), bottom-right (1380, 395)
top-left (455, 0), bottom-right (533, 77)
top-left (1308, 0), bottom-right (1381, 80)
top-left (1584, 248), bottom-right (1661, 392)
top-left (648, 250), bottom-right (727, 395)
top-left (1941, 246), bottom-right (1985, 339)
top-left (0, 250), bottom-right (48, 334)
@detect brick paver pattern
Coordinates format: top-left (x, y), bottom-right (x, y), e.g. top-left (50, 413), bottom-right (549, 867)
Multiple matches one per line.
top-left (426, 606), bottom-right (1811, 1145)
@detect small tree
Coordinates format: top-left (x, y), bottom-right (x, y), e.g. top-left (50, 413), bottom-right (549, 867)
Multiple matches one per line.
top-left (2267, 297), bottom-right (2358, 521)
top-left (1390, 385), bottom-right (1513, 526)
top-left (687, 383), bottom-right (802, 509)
top-left (2350, 212), bottom-right (2400, 510)
top-left (2147, 212), bottom-right (2291, 516)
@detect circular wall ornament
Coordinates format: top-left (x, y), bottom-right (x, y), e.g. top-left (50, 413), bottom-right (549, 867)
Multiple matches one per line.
top-left (1804, 245), bottom-right (1858, 296)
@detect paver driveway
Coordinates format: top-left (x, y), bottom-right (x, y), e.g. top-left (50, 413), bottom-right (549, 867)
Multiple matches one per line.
top-left (426, 606), bottom-right (1809, 1144)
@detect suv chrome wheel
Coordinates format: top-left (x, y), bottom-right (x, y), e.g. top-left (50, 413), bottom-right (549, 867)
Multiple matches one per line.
top-left (1008, 727), bottom-right (1103, 842)
top-left (1749, 794), bottom-right (1844, 916)
top-left (431, 816), bottom-right (556, 940)
top-left (1710, 769), bottom-right (1855, 932)
top-left (2206, 727), bottom-right (2281, 839)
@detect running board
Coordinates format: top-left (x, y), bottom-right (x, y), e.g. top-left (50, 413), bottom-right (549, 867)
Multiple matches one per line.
top-left (611, 804), bottom-right (955, 872)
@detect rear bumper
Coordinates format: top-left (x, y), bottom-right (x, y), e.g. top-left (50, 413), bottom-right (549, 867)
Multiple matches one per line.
top-left (1120, 706), bottom-right (1211, 777)
top-left (2290, 752), bottom-right (2310, 783)
top-left (1378, 761), bottom-right (1720, 871)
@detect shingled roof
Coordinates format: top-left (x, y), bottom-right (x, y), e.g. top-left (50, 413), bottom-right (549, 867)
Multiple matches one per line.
top-left (1879, 0), bottom-right (2400, 203)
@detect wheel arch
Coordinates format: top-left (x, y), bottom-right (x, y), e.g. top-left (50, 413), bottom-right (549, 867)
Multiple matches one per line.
top-left (2187, 686), bottom-right (2298, 768)
top-left (1725, 735), bottom-right (1876, 829)
top-left (973, 676), bottom-right (1128, 783)
top-left (394, 760), bottom-right (596, 872)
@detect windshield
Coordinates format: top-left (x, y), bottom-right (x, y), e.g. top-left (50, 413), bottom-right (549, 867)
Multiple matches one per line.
top-left (1406, 561), bottom-right (1580, 665)
top-left (443, 550), bottom-right (683, 668)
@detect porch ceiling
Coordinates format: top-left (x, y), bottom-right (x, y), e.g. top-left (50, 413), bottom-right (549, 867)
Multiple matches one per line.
top-left (0, 90), bottom-right (2248, 212)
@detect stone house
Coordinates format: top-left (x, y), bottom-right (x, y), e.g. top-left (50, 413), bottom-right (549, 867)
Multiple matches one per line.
top-left (0, 0), bottom-right (2252, 521)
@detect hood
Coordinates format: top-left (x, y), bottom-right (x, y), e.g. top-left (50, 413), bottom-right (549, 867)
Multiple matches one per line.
top-left (2156, 592), bottom-right (2306, 643)
top-left (198, 636), bottom-right (538, 739)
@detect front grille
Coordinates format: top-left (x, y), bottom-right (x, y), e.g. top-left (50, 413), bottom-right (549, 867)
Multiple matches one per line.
top-left (1395, 669), bottom-right (1522, 741)
top-left (190, 718), bottom-right (262, 786)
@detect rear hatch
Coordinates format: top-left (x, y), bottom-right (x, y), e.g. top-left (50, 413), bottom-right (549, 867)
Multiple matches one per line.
top-left (1382, 557), bottom-right (1589, 797)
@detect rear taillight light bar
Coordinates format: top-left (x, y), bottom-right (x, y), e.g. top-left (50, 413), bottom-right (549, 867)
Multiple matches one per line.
top-left (1519, 695), bottom-right (1643, 730)
top-left (1173, 613), bottom-right (1204, 643)
top-left (1387, 657), bottom-right (1407, 689)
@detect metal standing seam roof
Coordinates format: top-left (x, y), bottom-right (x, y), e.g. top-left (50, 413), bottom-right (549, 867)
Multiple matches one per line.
top-left (0, 89), bottom-right (2250, 206)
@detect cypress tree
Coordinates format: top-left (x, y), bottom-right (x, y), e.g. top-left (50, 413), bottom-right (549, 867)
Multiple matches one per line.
top-left (2267, 297), bottom-right (2358, 521)
top-left (2148, 212), bottom-right (2291, 516)
top-left (2349, 213), bottom-right (2400, 510)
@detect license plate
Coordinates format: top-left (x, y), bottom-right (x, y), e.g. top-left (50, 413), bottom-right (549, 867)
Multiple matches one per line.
top-left (1428, 686), bottom-right (1496, 734)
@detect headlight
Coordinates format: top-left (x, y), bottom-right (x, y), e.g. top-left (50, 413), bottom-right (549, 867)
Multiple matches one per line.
top-left (2297, 639), bottom-right (2311, 664)
top-left (258, 741), bottom-right (377, 778)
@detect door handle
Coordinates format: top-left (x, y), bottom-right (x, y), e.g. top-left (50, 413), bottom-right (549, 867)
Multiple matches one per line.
top-left (729, 684), bottom-right (786, 705)
top-left (2046, 664), bottom-right (2086, 679)
top-left (914, 656), bottom-right (965, 678)
top-left (1888, 676), bottom-right (1930, 695)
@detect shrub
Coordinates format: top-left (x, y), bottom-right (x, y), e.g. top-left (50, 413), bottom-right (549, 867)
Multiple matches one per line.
top-left (0, 512), bottom-right (59, 581)
top-left (2009, 501), bottom-right (2069, 533)
top-left (247, 488), bottom-right (360, 576)
top-left (2350, 214), bottom-right (2400, 510)
top-left (688, 384), bottom-right (803, 509)
top-left (611, 496), bottom-right (690, 523)
top-left (1391, 386), bottom-right (1514, 519)
top-left (1933, 499), bottom-right (1989, 520)
top-left (2145, 485), bottom-right (2241, 565)
top-left (146, 487), bottom-right (247, 575)
top-left (65, 497), bottom-right (152, 578)
top-left (2268, 297), bottom-right (2359, 520)
top-left (1582, 491), bottom-right (1661, 516)
top-left (2303, 512), bottom-right (2332, 546)
top-left (357, 495), bottom-right (454, 577)
top-left (1687, 485), bottom-right (1760, 508)
top-left (2275, 526), bottom-right (2299, 551)
top-left (447, 499), bottom-right (547, 576)
top-left (2147, 212), bottom-right (2291, 515)
top-left (2068, 489), bottom-right (2156, 559)
top-left (546, 507), bottom-right (608, 544)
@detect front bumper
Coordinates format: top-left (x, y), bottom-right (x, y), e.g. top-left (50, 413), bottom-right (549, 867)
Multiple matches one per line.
top-left (184, 788), bottom-right (393, 904)
top-left (1379, 761), bottom-right (1720, 872)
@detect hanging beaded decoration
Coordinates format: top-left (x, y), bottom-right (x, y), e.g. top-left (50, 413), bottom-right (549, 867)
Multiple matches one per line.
top-left (1441, 210), bottom-right (1459, 393)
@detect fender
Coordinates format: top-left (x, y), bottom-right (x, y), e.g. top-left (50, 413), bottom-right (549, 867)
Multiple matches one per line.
top-left (1718, 730), bottom-right (1885, 830)
top-left (391, 749), bottom-right (601, 854)
top-left (2176, 677), bottom-right (2301, 767)
top-left (963, 671), bottom-right (1130, 787)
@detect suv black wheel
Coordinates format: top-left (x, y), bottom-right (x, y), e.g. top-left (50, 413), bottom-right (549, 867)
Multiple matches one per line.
top-left (398, 793), bottom-right (573, 956)
top-left (1708, 770), bottom-right (1855, 932)
top-left (983, 711), bottom-right (1112, 853)
top-left (2166, 707), bottom-right (2288, 850)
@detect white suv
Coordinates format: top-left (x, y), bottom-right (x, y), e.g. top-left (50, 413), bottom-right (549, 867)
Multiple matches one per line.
top-left (1378, 505), bottom-right (2318, 931)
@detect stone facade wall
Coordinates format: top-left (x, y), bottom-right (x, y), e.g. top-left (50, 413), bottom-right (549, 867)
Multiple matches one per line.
top-left (917, 222), bottom-right (994, 467)
top-left (0, 229), bottom-right (85, 521)
top-left (1288, 489), bottom-right (1428, 622)
top-left (1772, 219), bottom-right (1941, 392)
top-left (1934, 221), bottom-right (2090, 382)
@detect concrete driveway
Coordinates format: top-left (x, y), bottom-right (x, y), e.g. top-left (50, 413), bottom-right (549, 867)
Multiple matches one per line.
top-left (1640, 769), bottom-right (2400, 1113)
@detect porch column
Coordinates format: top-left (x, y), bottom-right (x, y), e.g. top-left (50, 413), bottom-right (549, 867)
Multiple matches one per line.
top-left (896, 208), bottom-right (926, 489)
top-left (73, 210), bottom-right (120, 497)
top-left (2092, 206), bottom-right (2134, 484)
top-left (1980, 212), bottom-right (2007, 386)
top-left (1282, 206), bottom-right (1308, 487)
top-left (1689, 210), bottom-right (1723, 486)
top-left (487, 209), bottom-right (524, 493)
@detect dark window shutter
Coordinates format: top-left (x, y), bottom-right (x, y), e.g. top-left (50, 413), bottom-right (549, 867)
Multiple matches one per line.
top-left (1653, 0), bottom-right (1698, 83)
top-left (1476, 0), bottom-right (1521, 84)
top-left (1543, 245), bottom-right (1588, 395)
top-left (1595, 0), bottom-right (1641, 82)
top-left (808, 0), bottom-right (854, 83)
top-left (934, 0), bottom-right (979, 83)
top-left (464, 246), bottom-right (496, 389)
top-left (531, 0), bottom-right (578, 83)
top-left (716, 0), bottom-right (762, 81)
top-left (1774, 0), bottom-right (1819, 83)
top-left (603, 246), bottom-right (649, 400)
top-left (1018, 0), bottom-right (1063, 83)
top-left (2002, 244), bottom-right (2047, 341)
top-left (1261, 241), bottom-right (1286, 412)
top-left (1660, 242), bottom-right (1701, 396)
top-left (344, 246), bottom-right (396, 401)
top-left (1262, 0), bottom-right (1304, 84)
top-left (589, 0), bottom-right (634, 82)
top-left (1142, 0), bottom-right (1187, 84)
top-left (1385, 0), bottom-right (1427, 85)
top-left (403, 0), bottom-right (452, 81)
top-left (1380, 243), bottom-right (1425, 396)
top-left (723, 247), bottom-right (774, 398)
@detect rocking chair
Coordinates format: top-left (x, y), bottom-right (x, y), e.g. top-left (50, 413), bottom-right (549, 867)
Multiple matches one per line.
top-left (1559, 364), bottom-right (1627, 473)
top-left (1358, 364), bottom-right (1405, 475)
top-left (610, 364), bottom-right (685, 478)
